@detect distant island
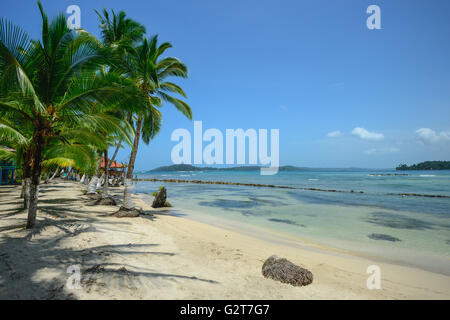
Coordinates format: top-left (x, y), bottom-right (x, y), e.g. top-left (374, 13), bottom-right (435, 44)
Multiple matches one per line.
top-left (145, 164), bottom-right (392, 173)
top-left (396, 161), bottom-right (450, 171)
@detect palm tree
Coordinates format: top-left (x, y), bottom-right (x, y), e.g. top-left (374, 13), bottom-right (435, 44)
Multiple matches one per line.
top-left (90, 103), bottom-right (134, 204)
top-left (114, 35), bottom-right (193, 216)
top-left (95, 9), bottom-right (145, 167)
top-left (0, 2), bottom-right (141, 228)
top-left (95, 8), bottom-right (146, 55)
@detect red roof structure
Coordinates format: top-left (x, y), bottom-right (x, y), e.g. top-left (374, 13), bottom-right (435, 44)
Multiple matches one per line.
top-left (100, 157), bottom-right (123, 169)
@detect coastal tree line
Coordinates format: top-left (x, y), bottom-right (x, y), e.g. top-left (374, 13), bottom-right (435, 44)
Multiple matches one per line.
top-left (0, 2), bottom-right (192, 228)
top-left (396, 161), bottom-right (450, 171)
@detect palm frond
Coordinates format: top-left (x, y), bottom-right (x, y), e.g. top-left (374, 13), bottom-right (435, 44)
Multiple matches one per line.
top-left (158, 91), bottom-right (192, 119)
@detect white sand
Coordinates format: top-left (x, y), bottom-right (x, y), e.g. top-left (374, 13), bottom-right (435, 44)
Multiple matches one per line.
top-left (0, 180), bottom-right (449, 299)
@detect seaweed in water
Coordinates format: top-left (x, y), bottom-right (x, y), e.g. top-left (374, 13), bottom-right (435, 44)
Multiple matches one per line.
top-left (268, 218), bottom-right (306, 227)
top-left (364, 212), bottom-right (434, 230)
top-left (368, 233), bottom-right (401, 242)
top-left (198, 199), bottom-right (262, 209)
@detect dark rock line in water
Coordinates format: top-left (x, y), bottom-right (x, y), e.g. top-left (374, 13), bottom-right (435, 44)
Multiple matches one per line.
top-left (386, 192), bottom-right (449, 198)
top-left (132, 178), bottom-right (450, 199)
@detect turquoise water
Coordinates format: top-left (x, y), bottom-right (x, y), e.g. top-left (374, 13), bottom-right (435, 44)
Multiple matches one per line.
top-left (134, 170), bottom-right (450, 275)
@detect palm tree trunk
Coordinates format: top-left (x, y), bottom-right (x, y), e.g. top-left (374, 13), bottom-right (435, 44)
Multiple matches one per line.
top-left (21, 163), bottom-right (30, 199)
top-left (24, 178), bottom-right (31, 209)
top-left (102, 149), bottom-right (109, 198)
top-left (114, 115), bottom-right (142, 217)
top-left (122, 179), bottom-right (134, 209)
top-left (127, 115), bottom-right (142, 180)
top-left (51, 167), bottom-right (60, 180)
top-left (20, 179), bottom-right (25, 198)
top-left (87, 176), bottom-right (99, 194)
top-left (110, 140), bottom-right (121, 163)
top-left (123, 115), bottom-right (142, 208)
top-left (48, 166), bottom-right (59, 183)
top-left (26, 129), bottom-right (45, 229)
top-left (109, 113), bottom-right (130, 165)
top-left (97, 172), bottom-right (105, 189)
top-left (21, 152), bottom-right (32, 209)
top-left (86, 157), bottom-right (102, 196)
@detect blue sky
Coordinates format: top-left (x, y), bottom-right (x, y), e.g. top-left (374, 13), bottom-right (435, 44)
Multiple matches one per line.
top-left (2, 0), bottom-right (450, 169)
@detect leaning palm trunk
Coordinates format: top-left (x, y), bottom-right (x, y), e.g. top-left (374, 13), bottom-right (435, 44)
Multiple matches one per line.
top-left (109, 113), bottom-right (131, 164)
top-left (49, 166), bottom-right (60, 182)
top-left (103, 151), bottom-right (109, 198)
top-left (45, 166), bottom-right (60, 184)
top-left (80, 174), bottom-right (86, 184)
top-left (96, 150), bottom-right (116, 205)
top-left (114, 115), bottom-right (143, 217)
top-left (96, 172), bottom-right (105, 190)
top-left (110, 140), bottom-right (122, 163)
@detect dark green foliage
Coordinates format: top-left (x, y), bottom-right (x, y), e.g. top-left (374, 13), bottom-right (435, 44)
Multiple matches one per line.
top-left (396, 161), bottom-right (450, 171)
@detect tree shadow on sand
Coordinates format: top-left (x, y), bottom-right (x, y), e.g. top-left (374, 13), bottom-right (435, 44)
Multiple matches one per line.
top-left (0, 185), bottom-right (219, 300)
top-left (0, 215), bottom-right (219, 299)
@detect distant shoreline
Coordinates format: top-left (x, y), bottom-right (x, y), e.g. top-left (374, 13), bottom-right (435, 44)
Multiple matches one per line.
top-left (144, 164), bottom-right (396, 173)
top-left (396, 161), bottom-right (450, 171)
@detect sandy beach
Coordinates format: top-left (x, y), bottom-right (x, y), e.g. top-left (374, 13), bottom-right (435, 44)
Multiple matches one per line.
top-left (0, 180), bottom-right (449, 300)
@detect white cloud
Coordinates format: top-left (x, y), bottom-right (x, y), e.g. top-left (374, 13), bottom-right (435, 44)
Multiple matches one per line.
top-left (327, 130), bottom-right (343, 138)
top-left (352, 127), bottom-right (384, 141)
top-left (364, 147), bottom-right (399, 155)
top-left (416, 128), bottom-right (450, 144)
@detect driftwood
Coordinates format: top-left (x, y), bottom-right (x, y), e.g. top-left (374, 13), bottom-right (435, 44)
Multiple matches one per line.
top-left (262, 255), bottom-right (313, 287)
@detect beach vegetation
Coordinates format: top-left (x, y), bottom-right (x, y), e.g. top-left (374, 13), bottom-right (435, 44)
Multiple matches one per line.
top-left (0, 2), bottom-right (144, 227)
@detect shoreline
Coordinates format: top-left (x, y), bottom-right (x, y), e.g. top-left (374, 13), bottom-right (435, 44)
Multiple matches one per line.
top-left (1, 180), bottom-right (449, 299)
top-left (138, 193), bottom-right (450, 278)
